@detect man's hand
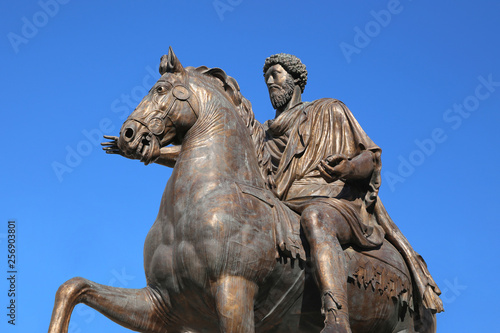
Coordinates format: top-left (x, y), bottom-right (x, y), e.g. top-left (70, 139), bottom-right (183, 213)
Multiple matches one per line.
top-left (317, 154), bottom-right (353, 183)
top-left (101, 135), bottom-right (125, 156)
top-left (318, 151), bottom-right (376, 183)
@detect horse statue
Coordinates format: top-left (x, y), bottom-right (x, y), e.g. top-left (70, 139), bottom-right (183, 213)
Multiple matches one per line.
top-left (49, 48), bottom-right (436, 333)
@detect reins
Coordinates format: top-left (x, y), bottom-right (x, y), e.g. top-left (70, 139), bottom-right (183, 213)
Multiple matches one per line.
top-left (127, 81), bottom-right (200, 137)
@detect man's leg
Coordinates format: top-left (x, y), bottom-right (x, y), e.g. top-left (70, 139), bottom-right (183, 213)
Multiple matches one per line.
top-left (301, 204), bottom-right (352, 333)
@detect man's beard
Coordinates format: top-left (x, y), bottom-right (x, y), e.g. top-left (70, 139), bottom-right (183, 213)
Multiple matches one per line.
top-left (270, 75), bottom-right (295, 110)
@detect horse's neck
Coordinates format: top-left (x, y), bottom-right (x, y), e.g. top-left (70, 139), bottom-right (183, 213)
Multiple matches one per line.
top-left (176, 100), bottom-right (265, 188)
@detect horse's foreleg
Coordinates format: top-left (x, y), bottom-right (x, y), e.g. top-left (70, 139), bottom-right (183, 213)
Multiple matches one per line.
top-left (212, 276), bottom-right (258, 333)
top-left (48, 277), bottom-right (170, 333)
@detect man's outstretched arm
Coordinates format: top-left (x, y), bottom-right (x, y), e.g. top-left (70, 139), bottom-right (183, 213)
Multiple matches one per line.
top-left (154, 145), bottom-right (181, 167)
top-left (101, 135), bottom-right (180, 168)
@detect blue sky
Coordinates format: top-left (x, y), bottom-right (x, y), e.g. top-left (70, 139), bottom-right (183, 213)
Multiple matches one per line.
top-left (1, 1), bottom-right (499, 332)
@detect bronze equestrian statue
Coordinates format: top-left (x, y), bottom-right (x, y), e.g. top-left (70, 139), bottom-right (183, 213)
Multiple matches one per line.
top-left (48, 47), bottom-right (443, 333)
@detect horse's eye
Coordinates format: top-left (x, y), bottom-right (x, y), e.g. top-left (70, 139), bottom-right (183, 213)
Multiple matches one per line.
top-left (156, 86), bottom-right (166, 93)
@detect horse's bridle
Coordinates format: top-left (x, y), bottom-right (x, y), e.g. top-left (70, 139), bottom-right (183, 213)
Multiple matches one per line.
top-left (127, 80), bottom-right (200, 138)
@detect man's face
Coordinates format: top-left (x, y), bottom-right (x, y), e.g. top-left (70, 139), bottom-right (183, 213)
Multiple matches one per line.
top-left (264, 64), bottom-right (295, 110)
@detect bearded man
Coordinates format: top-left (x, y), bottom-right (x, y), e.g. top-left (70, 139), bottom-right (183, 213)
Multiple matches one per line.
top-left (262, 53), bottom-right (443, 333)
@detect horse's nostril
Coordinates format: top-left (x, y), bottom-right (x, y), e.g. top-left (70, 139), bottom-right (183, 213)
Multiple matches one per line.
top-left (124, 128), bottom-right (134, 140)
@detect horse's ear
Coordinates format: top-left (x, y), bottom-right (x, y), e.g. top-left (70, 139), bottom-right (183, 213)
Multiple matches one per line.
top-left (159, 46), bottom-right (185, 75)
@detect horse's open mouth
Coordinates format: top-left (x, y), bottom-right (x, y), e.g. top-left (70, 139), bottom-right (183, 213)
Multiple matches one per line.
top-left (118, 118), bottom-right (164, 165)
top-left (136, 133), bottom-right (160, 165)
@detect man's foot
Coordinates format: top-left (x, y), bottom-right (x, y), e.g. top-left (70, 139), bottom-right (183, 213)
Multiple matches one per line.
top-left (321, 291), bottom-right (351, 333)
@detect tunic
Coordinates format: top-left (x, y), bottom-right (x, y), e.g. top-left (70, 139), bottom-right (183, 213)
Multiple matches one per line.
top-left (264, 98), bottom-right (384, 249)
top-left (262, 98), bottom-right (444, 314)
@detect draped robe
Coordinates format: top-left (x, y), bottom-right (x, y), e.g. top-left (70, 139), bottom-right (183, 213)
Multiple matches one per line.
top-left (263, 98), bottom-right (444, 314)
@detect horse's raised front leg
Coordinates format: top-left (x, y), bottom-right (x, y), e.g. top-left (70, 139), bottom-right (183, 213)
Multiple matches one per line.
top-left (212, 275), bottom-right (258, 333)
top-left (48, 277), bottom-right (170, 333)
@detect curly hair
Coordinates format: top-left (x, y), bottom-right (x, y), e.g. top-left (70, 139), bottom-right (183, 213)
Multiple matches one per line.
top-left (263, 53), bottom-right (307, 93)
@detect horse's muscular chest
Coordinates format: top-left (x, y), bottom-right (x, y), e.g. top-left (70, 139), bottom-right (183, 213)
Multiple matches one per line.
top-left (142, 134), bottom-right (272, 290)
top-left (143, 177), bottom-right (244, 288)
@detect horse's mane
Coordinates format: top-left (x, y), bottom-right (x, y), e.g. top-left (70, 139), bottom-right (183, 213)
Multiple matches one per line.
top-left (191, 65), bottom-right (271, 182)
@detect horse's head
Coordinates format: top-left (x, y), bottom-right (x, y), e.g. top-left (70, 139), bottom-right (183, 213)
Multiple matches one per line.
top-left (117, 47), bottom-right (200, 164)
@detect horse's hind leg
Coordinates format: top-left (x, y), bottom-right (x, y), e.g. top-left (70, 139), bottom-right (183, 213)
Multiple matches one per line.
top-left (212, 275), bottom-right (258, 333)
top-left (48, 277), bottom-right (170, 333)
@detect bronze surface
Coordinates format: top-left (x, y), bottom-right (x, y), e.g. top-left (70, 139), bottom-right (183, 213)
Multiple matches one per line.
top-left (49, 47), bottom-right (442, 333)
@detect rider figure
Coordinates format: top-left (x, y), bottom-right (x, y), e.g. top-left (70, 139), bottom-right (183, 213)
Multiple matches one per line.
top-left (261, 53), bottom-right (443, 332)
